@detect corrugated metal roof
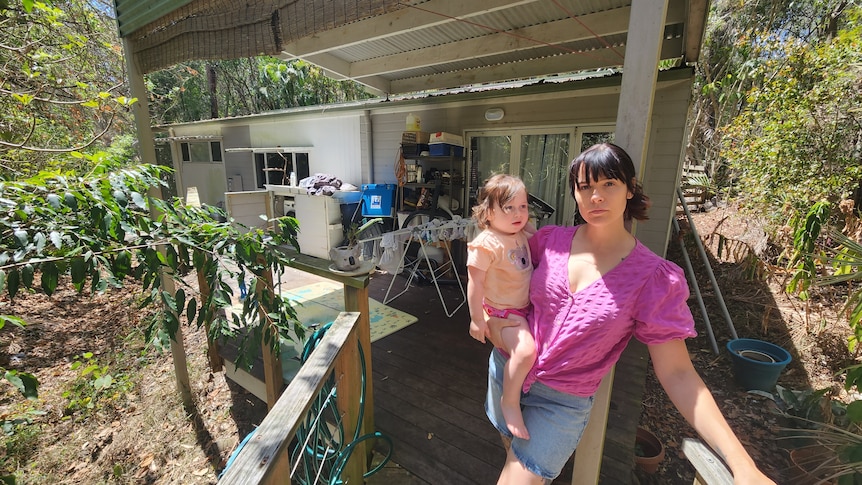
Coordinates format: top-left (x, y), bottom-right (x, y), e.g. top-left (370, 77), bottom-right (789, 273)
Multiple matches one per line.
top-left (114, 0), bottom-right (195, 37)
top-left (116, 0), bottom-right (707, 96)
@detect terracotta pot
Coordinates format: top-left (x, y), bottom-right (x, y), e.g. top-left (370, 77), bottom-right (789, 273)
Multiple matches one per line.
top-left (789, 446), bottom-right (838, 485)
top-left (635, 427), bottom-right (665, 474)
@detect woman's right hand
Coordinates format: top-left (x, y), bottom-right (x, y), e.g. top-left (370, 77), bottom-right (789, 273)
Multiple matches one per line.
top-left (486, 315), bottom-right (521, 348)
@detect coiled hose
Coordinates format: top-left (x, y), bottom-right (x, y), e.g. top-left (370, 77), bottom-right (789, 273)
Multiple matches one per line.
top-left (290, 321), bottom-right (393, 484)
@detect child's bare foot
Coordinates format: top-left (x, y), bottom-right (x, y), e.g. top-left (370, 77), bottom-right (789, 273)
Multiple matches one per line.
top-left (501, 400), bottom-right (530, 440)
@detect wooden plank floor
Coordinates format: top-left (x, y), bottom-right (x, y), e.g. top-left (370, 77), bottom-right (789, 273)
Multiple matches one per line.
top-left (216, 264), bottom-right (649, 484)
top-left (364, 270), bottom-right (649, 485)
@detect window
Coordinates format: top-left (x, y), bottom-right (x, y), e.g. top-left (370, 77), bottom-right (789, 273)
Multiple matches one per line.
top-left (254, 151), bottom-right (310, 187)
top-left (180, 141), bottom-right (223, 163)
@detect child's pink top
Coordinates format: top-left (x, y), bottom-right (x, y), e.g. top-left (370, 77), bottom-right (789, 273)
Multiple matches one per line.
top-left (524, 225), bottom-right (696, 396)
top-left (467, 228), bottom-right (532, 310)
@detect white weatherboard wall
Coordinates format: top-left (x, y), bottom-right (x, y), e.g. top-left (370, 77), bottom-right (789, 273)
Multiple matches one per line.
top-left (636, 79), bottom-right (692, 256)
top-left (168, 112), bottom-right (364, 194)
top-left (163, 72), bottom-right (693, 255)
top-left (249, 114), bottom-right (364, 187)
top-left (367, 79), bottom-right (691, 255)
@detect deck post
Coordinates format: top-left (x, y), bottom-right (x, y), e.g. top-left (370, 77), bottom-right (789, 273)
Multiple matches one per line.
top-left (257, 264), bottom-right (285, 409)
top-left (342, 282), bottom-right (375, 458)
top-left (571, 369), bottom-right (615, 484)
top-left (334, 326), bottom-right (365, 482)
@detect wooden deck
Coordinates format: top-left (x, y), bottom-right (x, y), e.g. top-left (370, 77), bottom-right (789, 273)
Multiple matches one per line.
top-left (364, 270), bottom-right (650, 485)
top-left (218, 263), bottom-right (650, 484)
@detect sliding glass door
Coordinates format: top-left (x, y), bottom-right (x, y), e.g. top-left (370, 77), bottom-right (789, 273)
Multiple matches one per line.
top-left (468, 127), bottom-right (614, 226)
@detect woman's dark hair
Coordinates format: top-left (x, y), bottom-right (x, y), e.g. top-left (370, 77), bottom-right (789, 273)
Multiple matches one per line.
top-left (568, 143), bottom-right (651, 221)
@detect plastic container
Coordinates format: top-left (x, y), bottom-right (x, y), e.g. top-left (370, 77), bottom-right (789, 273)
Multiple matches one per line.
top-left (406, 113), bottom-right (421, 131)
top-left (429, 143), bottom-right (464, 157)
top-left (726, 338), bottom-right (791, 391)
top-left (361, 184), bottom-right (395, 217)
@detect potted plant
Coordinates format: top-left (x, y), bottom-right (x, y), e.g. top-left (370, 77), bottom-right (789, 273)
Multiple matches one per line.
top-left (785, 420), bottom-right (861, 485)
top-left (779, 380), bottom-right (862, 485)
top-left (329, 218), bottom-right (382, 271)
top-left (634, 426), bottom-right (665, 474)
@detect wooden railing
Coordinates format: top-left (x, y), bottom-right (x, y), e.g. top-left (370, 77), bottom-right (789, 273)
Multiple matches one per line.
top-left (217, 311), bottom-right (366, 484)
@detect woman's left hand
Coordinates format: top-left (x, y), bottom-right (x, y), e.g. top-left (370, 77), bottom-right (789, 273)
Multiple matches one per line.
top-left (485, 315), bottom-right (521, 348)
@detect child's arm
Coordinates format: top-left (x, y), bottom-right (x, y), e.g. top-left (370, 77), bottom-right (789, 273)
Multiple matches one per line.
top-left (524, 221), bottom-right (538, 238)
top-left (467, 265), bottom-right (489, 343)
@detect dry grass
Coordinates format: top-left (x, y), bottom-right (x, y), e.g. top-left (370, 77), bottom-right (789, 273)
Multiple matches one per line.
top-left (0, 280), bottom-right (266, 484)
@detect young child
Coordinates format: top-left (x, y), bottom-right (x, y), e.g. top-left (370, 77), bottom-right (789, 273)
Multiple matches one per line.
top-left (467, 174), bottom-right (536, 440)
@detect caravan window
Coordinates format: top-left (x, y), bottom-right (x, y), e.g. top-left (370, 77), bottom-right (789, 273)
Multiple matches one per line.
top-left (254, 151), bottom-right (310, 187)
top-left (180, 141), bottom-right (223, 163)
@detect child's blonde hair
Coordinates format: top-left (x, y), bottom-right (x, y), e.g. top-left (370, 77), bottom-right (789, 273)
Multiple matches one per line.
top-left (472, 174), bottom-right (527, 230)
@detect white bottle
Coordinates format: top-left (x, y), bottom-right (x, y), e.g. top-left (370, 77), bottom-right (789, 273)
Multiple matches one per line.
top-left (289, 171), bottom-right (297, 186)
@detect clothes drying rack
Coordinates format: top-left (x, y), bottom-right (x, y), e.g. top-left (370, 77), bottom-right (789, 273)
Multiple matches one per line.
top-left (369, 217), bottom-right (474, 317)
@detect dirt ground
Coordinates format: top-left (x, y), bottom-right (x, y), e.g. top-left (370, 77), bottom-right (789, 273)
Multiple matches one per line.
top-left (636, 205), bottom-right (856, 484)
top-left (0, 205), bottom-right (855, 484)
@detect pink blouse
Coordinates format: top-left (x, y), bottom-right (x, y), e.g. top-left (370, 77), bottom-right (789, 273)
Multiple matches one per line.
top-left (524, 225), bottom-right (697, 396)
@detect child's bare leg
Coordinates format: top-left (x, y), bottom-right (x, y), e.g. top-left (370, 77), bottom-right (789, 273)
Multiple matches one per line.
top-left (500, 315), bottom-right (536, 440)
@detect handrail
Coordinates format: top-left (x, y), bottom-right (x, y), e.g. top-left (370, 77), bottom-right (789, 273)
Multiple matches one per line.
top-left (672, 217), bottom-right (719, 354)
top-left (676, 187), bottom-right (738, 340)
top-left (218, 312), bottom-right (363, 484)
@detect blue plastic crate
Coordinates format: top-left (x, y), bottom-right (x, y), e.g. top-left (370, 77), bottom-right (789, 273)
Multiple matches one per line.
top-left (361, 184), bottom-right (395, 217)
top-left (429, 143), bottom-right (464, 157)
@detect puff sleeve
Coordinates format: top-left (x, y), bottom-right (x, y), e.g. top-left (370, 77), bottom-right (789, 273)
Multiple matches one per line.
top-left (632, 260), bottom-right (697, 344)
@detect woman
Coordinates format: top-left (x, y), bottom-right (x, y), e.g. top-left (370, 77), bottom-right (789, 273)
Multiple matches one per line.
top-left (484, 143), bottom-right (775, 484)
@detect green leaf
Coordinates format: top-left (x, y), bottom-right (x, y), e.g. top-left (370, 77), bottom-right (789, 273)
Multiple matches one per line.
top-left (0, 270), bottom-right (5, 293)
top-left (112, 190), bottom-right (127, 208)
top-left (46, 193), bottom-right (61, 209)
top-left (131, 192), bottom-right (146, 209)
top-left (6, 269), bottom-right (19, 299)
top-left (13, 229), bottom-right (28, 248)
top-left (5, 370), bottom-right (38, 399)
top-left (175, 289), bottom-right (186, 318)
top-left (846, 400), bottom-right (862, 424)
top-left (40, 261), bottom-right (59, 296)
top-left (113, 251), bottom-right (132, 280)
top-left (70, 257), bottom-right (86, 289)
top-left (93, 374), bottom-right (113, 390)
top-left (161, 291), bottom-right (178, 313)
top-left (0, 315), bottom-right (26, 330)
top-left (21, 264), bottom-right (34, 288)
top-left (64, 192), bottom-right (78, 211)
top-left (33, 232), bottom-right (46, 253)
top-left (186, 298), bottom-right (197, 325)
top-left (49, 231), bottom-right (62, 249)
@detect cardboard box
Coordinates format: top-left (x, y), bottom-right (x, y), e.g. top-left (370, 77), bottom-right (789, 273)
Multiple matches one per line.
top-left (429, 132), bottom-right (463, 146)
top-left (402, 131), bottom-right (430, 144)
top-left (429, 143), bottom-right (464, 157)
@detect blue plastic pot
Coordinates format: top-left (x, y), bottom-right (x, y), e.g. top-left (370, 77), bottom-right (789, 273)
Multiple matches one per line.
top-left (726, 338), bottom-right (791, 391)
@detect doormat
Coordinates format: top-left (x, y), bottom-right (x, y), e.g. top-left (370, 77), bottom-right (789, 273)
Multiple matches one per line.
top-left (280, 281), bottom-right (418, 343)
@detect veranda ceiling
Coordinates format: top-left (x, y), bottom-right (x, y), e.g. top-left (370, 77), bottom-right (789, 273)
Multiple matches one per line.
top-left (113, 0), bottom-right (709, 96)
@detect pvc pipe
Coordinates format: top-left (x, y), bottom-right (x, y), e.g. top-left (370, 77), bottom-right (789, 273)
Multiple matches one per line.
top-left (676, 187), bottom-right (738, 340)
top-left (673, 217), bottom-right (719, 354)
